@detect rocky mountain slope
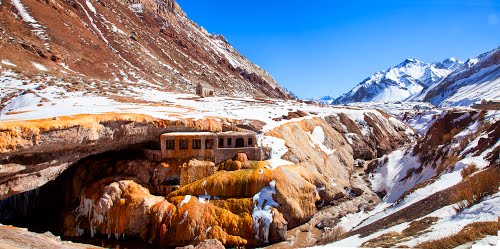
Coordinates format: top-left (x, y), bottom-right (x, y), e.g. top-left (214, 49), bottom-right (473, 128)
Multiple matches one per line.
top-left (422, 47), bottom-right (500, 107)
top-left (329, 58), bottom-right (463, 104)
top-left (315, 108), bottom-right (500, 248)
top-left (0, 0), bottom-right (292, 100)
top-left (0, 93), bottom-right (414, 248)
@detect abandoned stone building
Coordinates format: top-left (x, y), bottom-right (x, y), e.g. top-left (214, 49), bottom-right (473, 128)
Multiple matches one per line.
top-left (196, 83), bottom-right (215, 97)
top-left (144, 131), bottom-right (265, 164)
top-left (145, 131), bottom-right (266, 195)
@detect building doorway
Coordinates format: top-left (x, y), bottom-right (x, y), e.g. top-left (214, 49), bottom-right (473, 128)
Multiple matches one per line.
top-left (235, 138), bottom-right (245, 148)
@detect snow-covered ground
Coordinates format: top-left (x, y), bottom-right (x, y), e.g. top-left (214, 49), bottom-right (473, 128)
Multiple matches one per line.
top-left (315, 194), bottom-right (500, 248)
top-left (315, 109), bottom-right (500, 248)
top-left (0, 68), bottom-right (405, 178)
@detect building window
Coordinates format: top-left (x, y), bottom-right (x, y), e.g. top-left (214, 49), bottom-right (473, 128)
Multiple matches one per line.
top-left (179, 139), bottom-right (188, 150)
top-left (227, 138), bottom-right (232, 146)
top-left (219, 138), bottom-right (224, 148)
top-left (206, 139), bottom-right (214, 149)
top-left (235, 137), bottom-right (244, 148)
top-left (193, 139), bottom-right (201, 149)
top-left (166, 140), bottom-right (175, 150)
top-left (248, 137), bottom-right (253, 146)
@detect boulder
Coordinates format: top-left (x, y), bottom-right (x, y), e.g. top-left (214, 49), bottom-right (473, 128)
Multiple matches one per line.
top-left (235, 152), bottom-right (248, 163)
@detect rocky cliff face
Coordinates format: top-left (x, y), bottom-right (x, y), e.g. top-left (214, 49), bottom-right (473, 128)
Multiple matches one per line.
top-left (0, 0), bottom-right (292, 99)
top-left (422, 48), bottom-right (499, 107)
top-left (325, 110), bottom-right (413, 160)
top-left (0, 108), bottom-right (413, 248)
top-left (0, 113), bottom-right (224, 200)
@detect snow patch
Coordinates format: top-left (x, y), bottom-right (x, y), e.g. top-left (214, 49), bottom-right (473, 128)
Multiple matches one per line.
top-left (308, 126), bottom-right (336, 155)
top-left (259, 135), bottom-right (293, 169)
top-left (11, 0), bottom-right (49, 41)
top-left (179, 195), bottom-right (191, 207)
top-left (31, 62), bottom-right (48, 71)
top-left (1, 60), bottom-right (17, 67)
top-left (252, 180), bottom-right (279, 243)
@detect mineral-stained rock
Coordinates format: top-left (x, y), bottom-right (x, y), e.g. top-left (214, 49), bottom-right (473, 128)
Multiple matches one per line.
top-left (175, 239), bottom-right (225, 249)
top-left (0, 113), bottom-right (413, 248)
top-left (69, 178), bottom-right (253, 247)
top-left (266, 117), bottom-right (353, 205)
top-left (169, 168), bottom-right (273, 198)
top-left (180, 160), bottom-right (215, 186)
top-left (0, 114), bottom-right (225, 200)
top-left (235, 152), bottom-right (248, 163)
top-left (0, 225), bottom-right (103, 249)
top-left (325, 111), bottom-right (413, 160)
top-left (72, 179), bottom-right (168, 240)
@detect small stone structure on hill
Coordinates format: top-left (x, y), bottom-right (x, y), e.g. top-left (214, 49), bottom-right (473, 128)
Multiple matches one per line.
top-left (196, 83), bottom-right (215, 97)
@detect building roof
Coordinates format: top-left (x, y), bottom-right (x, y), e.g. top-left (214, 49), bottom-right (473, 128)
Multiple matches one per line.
top-left (161, 132), bottom-right (216, 137)
top-left (160, 131), bottom-right (256, 137)
top-left (217, 131), bottom-right (257, 136)
top-left (197, 82), bottom-right (214, 90)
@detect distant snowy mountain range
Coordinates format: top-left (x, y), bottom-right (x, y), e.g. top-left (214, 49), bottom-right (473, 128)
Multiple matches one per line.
top-left (317, 48), bottom-right (499, 107)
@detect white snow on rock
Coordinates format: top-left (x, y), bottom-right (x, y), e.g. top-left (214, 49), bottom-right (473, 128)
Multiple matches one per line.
top-left (85, 0), bottom-right (97, 15)
top-left (252, 180), bottom-right (279, 243)
top-left (404, 109), bottom-right (442, 135)
top-left (1, 93), bottom-right (41, 115)
top-left (332, 57), bottom-right (463, 104)
top-left (31, 62), bottom-right (48, 71)
top-left (308, 126), bottom-right (336, 155)
top-left (1, 60), bottom-right (17, 67)
top-left (11, 0), bottom-right (49, 41)
top-left (401, 193), bottom-right (500, 247)
top-left (258, 135), bottom-right (293, 169)
top-left (198, 195), bottom-right (211, 204)
top-left (313, 222), bottom-right (410, 248)
top-left (179, 195), bottom-right (191, 207)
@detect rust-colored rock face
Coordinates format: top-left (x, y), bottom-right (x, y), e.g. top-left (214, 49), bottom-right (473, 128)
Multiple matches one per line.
top-left (0, 0), bottom-right (292, 99)
top-left (0, 114), bottom-right (224, 200)
top-left (180, 160), bottom-right (215, 186)
top-left (325, 111), bottom-right (413, 160)
top-left (46, 117), bottom-right (358, 247)
top-left (0, 111), bottom-right (414, 248)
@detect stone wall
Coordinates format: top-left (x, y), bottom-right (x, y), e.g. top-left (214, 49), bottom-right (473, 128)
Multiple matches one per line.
top-left (215, 147), bottom-right (262, 164)
top-left (180, 160), bottom-right (215, 186)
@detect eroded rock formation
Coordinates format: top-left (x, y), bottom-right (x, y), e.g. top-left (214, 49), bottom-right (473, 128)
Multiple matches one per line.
top-left (325, 111), bottom-right (413, 160)
top-left (0, 110), bottom-right (414, 248)
top-left (0, 113), bottom-right (224, 200)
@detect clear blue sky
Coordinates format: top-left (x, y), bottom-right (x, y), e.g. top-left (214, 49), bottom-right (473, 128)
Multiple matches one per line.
top-left (176, 0), bottom-right (500, 99)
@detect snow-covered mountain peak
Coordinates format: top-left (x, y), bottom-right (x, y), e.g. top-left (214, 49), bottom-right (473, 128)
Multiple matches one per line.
top-left (396, 58), bottom-right (426, 68)
top-left (435, 57), bottom-right (464, 71)
top-left (329, 57), bottom-right (460, 104)
top-left (423, 47), bottom-right (499, 107)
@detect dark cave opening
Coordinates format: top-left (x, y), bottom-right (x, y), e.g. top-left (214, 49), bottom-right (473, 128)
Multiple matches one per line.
top-left (0, 147), bottom-right (158, 248)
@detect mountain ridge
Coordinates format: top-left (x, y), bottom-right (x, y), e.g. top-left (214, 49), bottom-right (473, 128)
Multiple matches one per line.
top-left (323, 56), bottom-right (464, 105)
top-left (0, 0), bottom-right (293, 99)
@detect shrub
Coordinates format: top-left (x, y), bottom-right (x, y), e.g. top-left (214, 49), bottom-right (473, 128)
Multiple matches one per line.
top-left (402, 217), bottom-right (439, 236)
top-left (361, 231), bottom-right (401, 248)
top-left (460, 163), bottom-right (478, 178)
top-left (436, 155), bottom-right (460, 175)
top-left (416, 221), bottom-right (499, 249)
top-left (317, 226), bottom-right (345, 245)
top-left (361, 217), bottom-right (440, 248)
top-left (452, 167), bottom-right (500, 213)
